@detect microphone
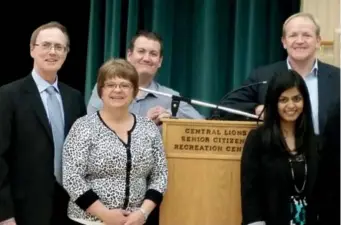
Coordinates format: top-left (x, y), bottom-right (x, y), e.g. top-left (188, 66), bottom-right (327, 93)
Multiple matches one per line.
top-left (139, 87), bottom-right (259, 119)
top-left (210, 81), bottom-right (267, 119)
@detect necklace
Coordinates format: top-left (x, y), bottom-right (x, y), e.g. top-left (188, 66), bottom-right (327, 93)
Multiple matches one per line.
top-left (288, 154), bottom-right (307, 194)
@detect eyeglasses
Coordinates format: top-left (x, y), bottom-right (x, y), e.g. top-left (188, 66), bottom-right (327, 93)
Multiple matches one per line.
top-left (34, 42), bottom-right (68, 54)
top-left (104, 82), bottom-right (133, 90)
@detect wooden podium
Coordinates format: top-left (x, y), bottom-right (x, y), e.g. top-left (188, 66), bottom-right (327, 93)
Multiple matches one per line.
top-left (159, 119), bottom-right (258, 225)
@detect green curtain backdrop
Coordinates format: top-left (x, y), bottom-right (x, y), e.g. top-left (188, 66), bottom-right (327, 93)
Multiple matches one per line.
top-left (85, 0), bottom-right (300, 117)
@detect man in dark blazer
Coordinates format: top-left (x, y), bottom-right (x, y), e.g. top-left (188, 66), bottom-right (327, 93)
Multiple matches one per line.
top-left (218, 12), bottom-right (340, 137)
top-left (0, 22), bottom-right (85, 225)
top-left (318, 99), bottom-right (340, 225)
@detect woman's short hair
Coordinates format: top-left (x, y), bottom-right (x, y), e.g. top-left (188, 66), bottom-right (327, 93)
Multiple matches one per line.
top-left (97, 58), bottom-right (139, 98)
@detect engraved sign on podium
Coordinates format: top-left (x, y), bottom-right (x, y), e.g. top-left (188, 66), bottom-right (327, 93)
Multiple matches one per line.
top-left (159, 119), bottom-right (258, 225)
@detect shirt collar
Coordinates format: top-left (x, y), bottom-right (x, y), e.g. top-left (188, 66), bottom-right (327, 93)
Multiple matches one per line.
top-left (286, 57), bottom-right (318, 76)
top-left (145, 80), bottom-right (159, 98)
top-left (31, 69), bottom-right (60, 94)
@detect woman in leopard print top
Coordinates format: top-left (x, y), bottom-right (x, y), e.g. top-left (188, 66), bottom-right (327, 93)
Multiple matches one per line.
top-left (62, 58), bottom-right (168, 225)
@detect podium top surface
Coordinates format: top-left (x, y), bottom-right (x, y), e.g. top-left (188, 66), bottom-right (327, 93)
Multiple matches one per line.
top-left (161, 118), bottom-right (260, 126)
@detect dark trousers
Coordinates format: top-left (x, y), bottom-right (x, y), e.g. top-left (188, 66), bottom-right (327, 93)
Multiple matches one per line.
top-left (14, 183), bottom-right (80, 225)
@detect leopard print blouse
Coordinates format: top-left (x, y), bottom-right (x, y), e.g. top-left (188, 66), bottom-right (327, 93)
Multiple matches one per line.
top-left (62, 112), bottom-right (168, 222)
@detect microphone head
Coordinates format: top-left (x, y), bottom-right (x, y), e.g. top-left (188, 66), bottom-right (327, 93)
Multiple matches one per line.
top-left (262, 81), bottom-right (267, 84)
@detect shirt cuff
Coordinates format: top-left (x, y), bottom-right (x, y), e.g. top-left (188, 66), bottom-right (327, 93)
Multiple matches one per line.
top-left (144, 189), bottom-right (163, 206)
top-left (75, 189), bottom-right (100, 211)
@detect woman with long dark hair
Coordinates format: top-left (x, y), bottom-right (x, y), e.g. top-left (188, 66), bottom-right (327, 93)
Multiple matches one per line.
top-left (241, 70), bottom-right (319, 225)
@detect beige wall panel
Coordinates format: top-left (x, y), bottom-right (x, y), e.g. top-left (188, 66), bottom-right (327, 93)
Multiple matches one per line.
top-left (301, 0), bottom-right (340, 66)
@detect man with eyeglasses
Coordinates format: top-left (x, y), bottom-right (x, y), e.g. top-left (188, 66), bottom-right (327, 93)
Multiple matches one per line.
top-left (0, 22), bottom-right (85, 225)
top-left (87, 31), bottom-right (204, 125)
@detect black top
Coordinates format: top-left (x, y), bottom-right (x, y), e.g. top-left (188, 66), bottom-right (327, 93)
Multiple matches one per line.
top-left (241, 127), bottom-right (319, 225)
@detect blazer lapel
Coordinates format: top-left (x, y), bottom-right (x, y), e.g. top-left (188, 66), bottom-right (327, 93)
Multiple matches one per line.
top-left (317, 61), bottom-right (332, 133)
top-left (58, 83), bottom-right (72, 137)
top-left (23, 75), bottom-right (53, 142)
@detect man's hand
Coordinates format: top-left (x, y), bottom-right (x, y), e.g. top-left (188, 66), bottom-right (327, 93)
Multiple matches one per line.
top-left (255, 104), bottom-right (264, 120)
top-left (154, 112), bottom-right (171, 125)
top-left (146, 106), bottom-right (164, 121)
top-left (0, 218), bottom-right (16, 225)
top-left (146, 106), bottom-right (171, 125)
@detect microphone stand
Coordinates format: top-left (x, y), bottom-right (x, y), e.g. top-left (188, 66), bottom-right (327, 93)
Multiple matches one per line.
top-left (211, 81), bottom-right (267, 119)
top-left (139, 87), bottom-right (259, 120)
